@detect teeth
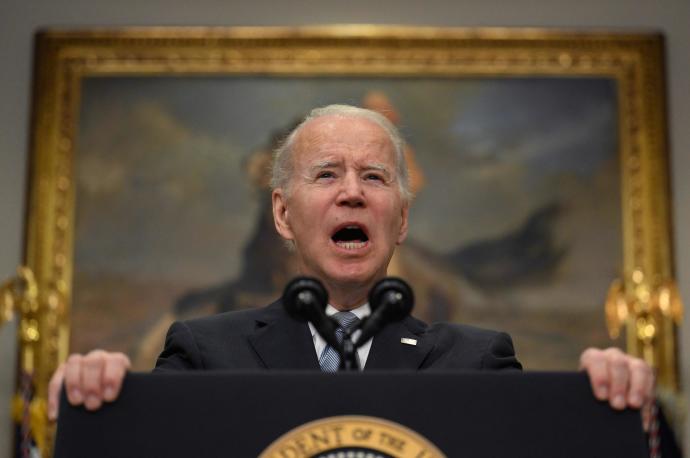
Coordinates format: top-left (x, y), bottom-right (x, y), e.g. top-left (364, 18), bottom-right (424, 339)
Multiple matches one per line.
top-left (336, 241), bottom-right (367, 250)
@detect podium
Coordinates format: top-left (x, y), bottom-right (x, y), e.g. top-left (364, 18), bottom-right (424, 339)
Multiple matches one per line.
top-left (54, 371), bottom-right (650, 457)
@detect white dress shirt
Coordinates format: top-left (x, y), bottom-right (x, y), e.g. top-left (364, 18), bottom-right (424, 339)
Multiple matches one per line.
top-left (308, 303), bottom-right (373, 369)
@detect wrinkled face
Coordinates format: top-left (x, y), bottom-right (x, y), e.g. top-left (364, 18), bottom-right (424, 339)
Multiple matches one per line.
top-left (272, 115), bottom-right (409, 289)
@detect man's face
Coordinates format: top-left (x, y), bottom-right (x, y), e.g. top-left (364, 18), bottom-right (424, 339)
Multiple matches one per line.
top-left (272, 115), bottom-right (409, 292)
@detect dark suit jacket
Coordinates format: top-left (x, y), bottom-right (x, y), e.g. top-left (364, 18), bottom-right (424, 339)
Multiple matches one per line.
top-left (154, 300), bottom-right (521, 371)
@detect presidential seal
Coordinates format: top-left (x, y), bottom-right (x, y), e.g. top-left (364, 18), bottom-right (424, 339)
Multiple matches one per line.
top-left (260, 415), bottom-right (445, 458)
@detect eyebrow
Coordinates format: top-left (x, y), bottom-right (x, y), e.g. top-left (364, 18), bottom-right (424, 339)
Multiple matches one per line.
top-left (309, 160), bottom-right (340, 170)
top-left (309, 160), bottom-right (340, 173)
top-left (308, 161), bottom-right (391, 175)
top-left (362, 163), bottom-right (391, 174)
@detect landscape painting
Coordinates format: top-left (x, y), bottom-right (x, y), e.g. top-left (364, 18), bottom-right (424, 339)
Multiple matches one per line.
top-left (71, 76), bottom-right (623, 370)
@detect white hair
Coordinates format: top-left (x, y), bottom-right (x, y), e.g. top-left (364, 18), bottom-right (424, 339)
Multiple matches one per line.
top-left (271, 104), bottom-right (412, 201)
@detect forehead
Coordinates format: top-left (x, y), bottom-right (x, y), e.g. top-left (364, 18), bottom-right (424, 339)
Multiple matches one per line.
top-left (291, 115), bottom-right (396, 165)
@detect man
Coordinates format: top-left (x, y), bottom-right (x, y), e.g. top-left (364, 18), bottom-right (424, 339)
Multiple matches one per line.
top-left (48, 104), bottom-right (654, 427)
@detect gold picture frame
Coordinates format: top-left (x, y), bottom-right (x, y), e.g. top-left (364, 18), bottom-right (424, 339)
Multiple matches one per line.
top-left (3, 26), bottom-right (681, 455)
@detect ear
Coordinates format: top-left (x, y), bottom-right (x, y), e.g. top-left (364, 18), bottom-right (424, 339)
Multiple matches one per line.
top-left (396, 201), bottom-right (409, 245)
top-left (272, 188), bottom-right (294, 241)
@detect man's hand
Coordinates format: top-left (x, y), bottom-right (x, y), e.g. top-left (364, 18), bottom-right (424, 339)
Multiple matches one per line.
top-left (48, 350), bottom-right (131, 421)
top-left (579, 347), bottom-right (655, 429)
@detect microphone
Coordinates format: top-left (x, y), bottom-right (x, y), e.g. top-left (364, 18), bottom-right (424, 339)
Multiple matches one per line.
top-left (354, 277), bottom-right (414, 346)
top-left (282, 277), bottom-right (327, 321)
top-left (281, 277), bottom-right (340, 350)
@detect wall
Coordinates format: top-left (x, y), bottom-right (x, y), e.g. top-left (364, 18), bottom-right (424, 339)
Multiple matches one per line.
top-left (1, 0), bottom-right (688, 456)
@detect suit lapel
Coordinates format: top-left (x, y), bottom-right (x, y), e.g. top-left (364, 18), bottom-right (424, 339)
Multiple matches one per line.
top-left (364, 317), bottom-right (434, 370)
top-left (245, 302), bottom-right (434, 371)
top-left (246, 301), bottom-right (320, 370)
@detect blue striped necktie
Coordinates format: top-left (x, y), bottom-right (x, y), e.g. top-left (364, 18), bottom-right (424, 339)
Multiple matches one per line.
top-left (319, 311), bottom-right (360, 372)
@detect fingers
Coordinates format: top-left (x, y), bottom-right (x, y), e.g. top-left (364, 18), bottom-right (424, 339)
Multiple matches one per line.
top-left (102, 353), bottom-right (131, 402)
top-left (580, 347), bottom-right (655, 412)
top-left (630, 358), bottom-right (656, 432)
top-left (81, 351), bottom-right (107, 410)
top-left (49, 350), bottom-right (130, 420)
top-left (606, 349), bottom-right (630, 410)
top-left (48, 363), bottom-right (66, 421)
top-left (641, 400), bottom-right (655, 432)
top-left (579, 348), bottom-right (609, 400)
top-left (64, 354), bottom-right (85, 405)
top-left (627, 358), bottom-right (653, 408)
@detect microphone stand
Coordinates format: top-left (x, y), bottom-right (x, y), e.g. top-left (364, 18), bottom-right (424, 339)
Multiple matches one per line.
top-left (339, 327), bottom-right (359, 371)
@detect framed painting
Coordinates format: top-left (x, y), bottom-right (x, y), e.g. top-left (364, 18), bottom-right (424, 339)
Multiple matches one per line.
top-left (3, 26), bottom-right (681, 455)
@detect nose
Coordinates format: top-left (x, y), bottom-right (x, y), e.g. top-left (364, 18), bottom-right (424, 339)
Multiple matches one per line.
top-left (336, 172), bottom-right (365, 207)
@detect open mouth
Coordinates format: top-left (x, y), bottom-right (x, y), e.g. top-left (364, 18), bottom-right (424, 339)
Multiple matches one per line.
top-left (331, 225), bottom-right (369, 250)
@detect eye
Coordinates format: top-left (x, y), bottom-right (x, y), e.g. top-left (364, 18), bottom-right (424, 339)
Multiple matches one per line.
top-left (364, 173), bottom-right (385, 182)
top-left (316, 171), bottom-right (336, 180)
